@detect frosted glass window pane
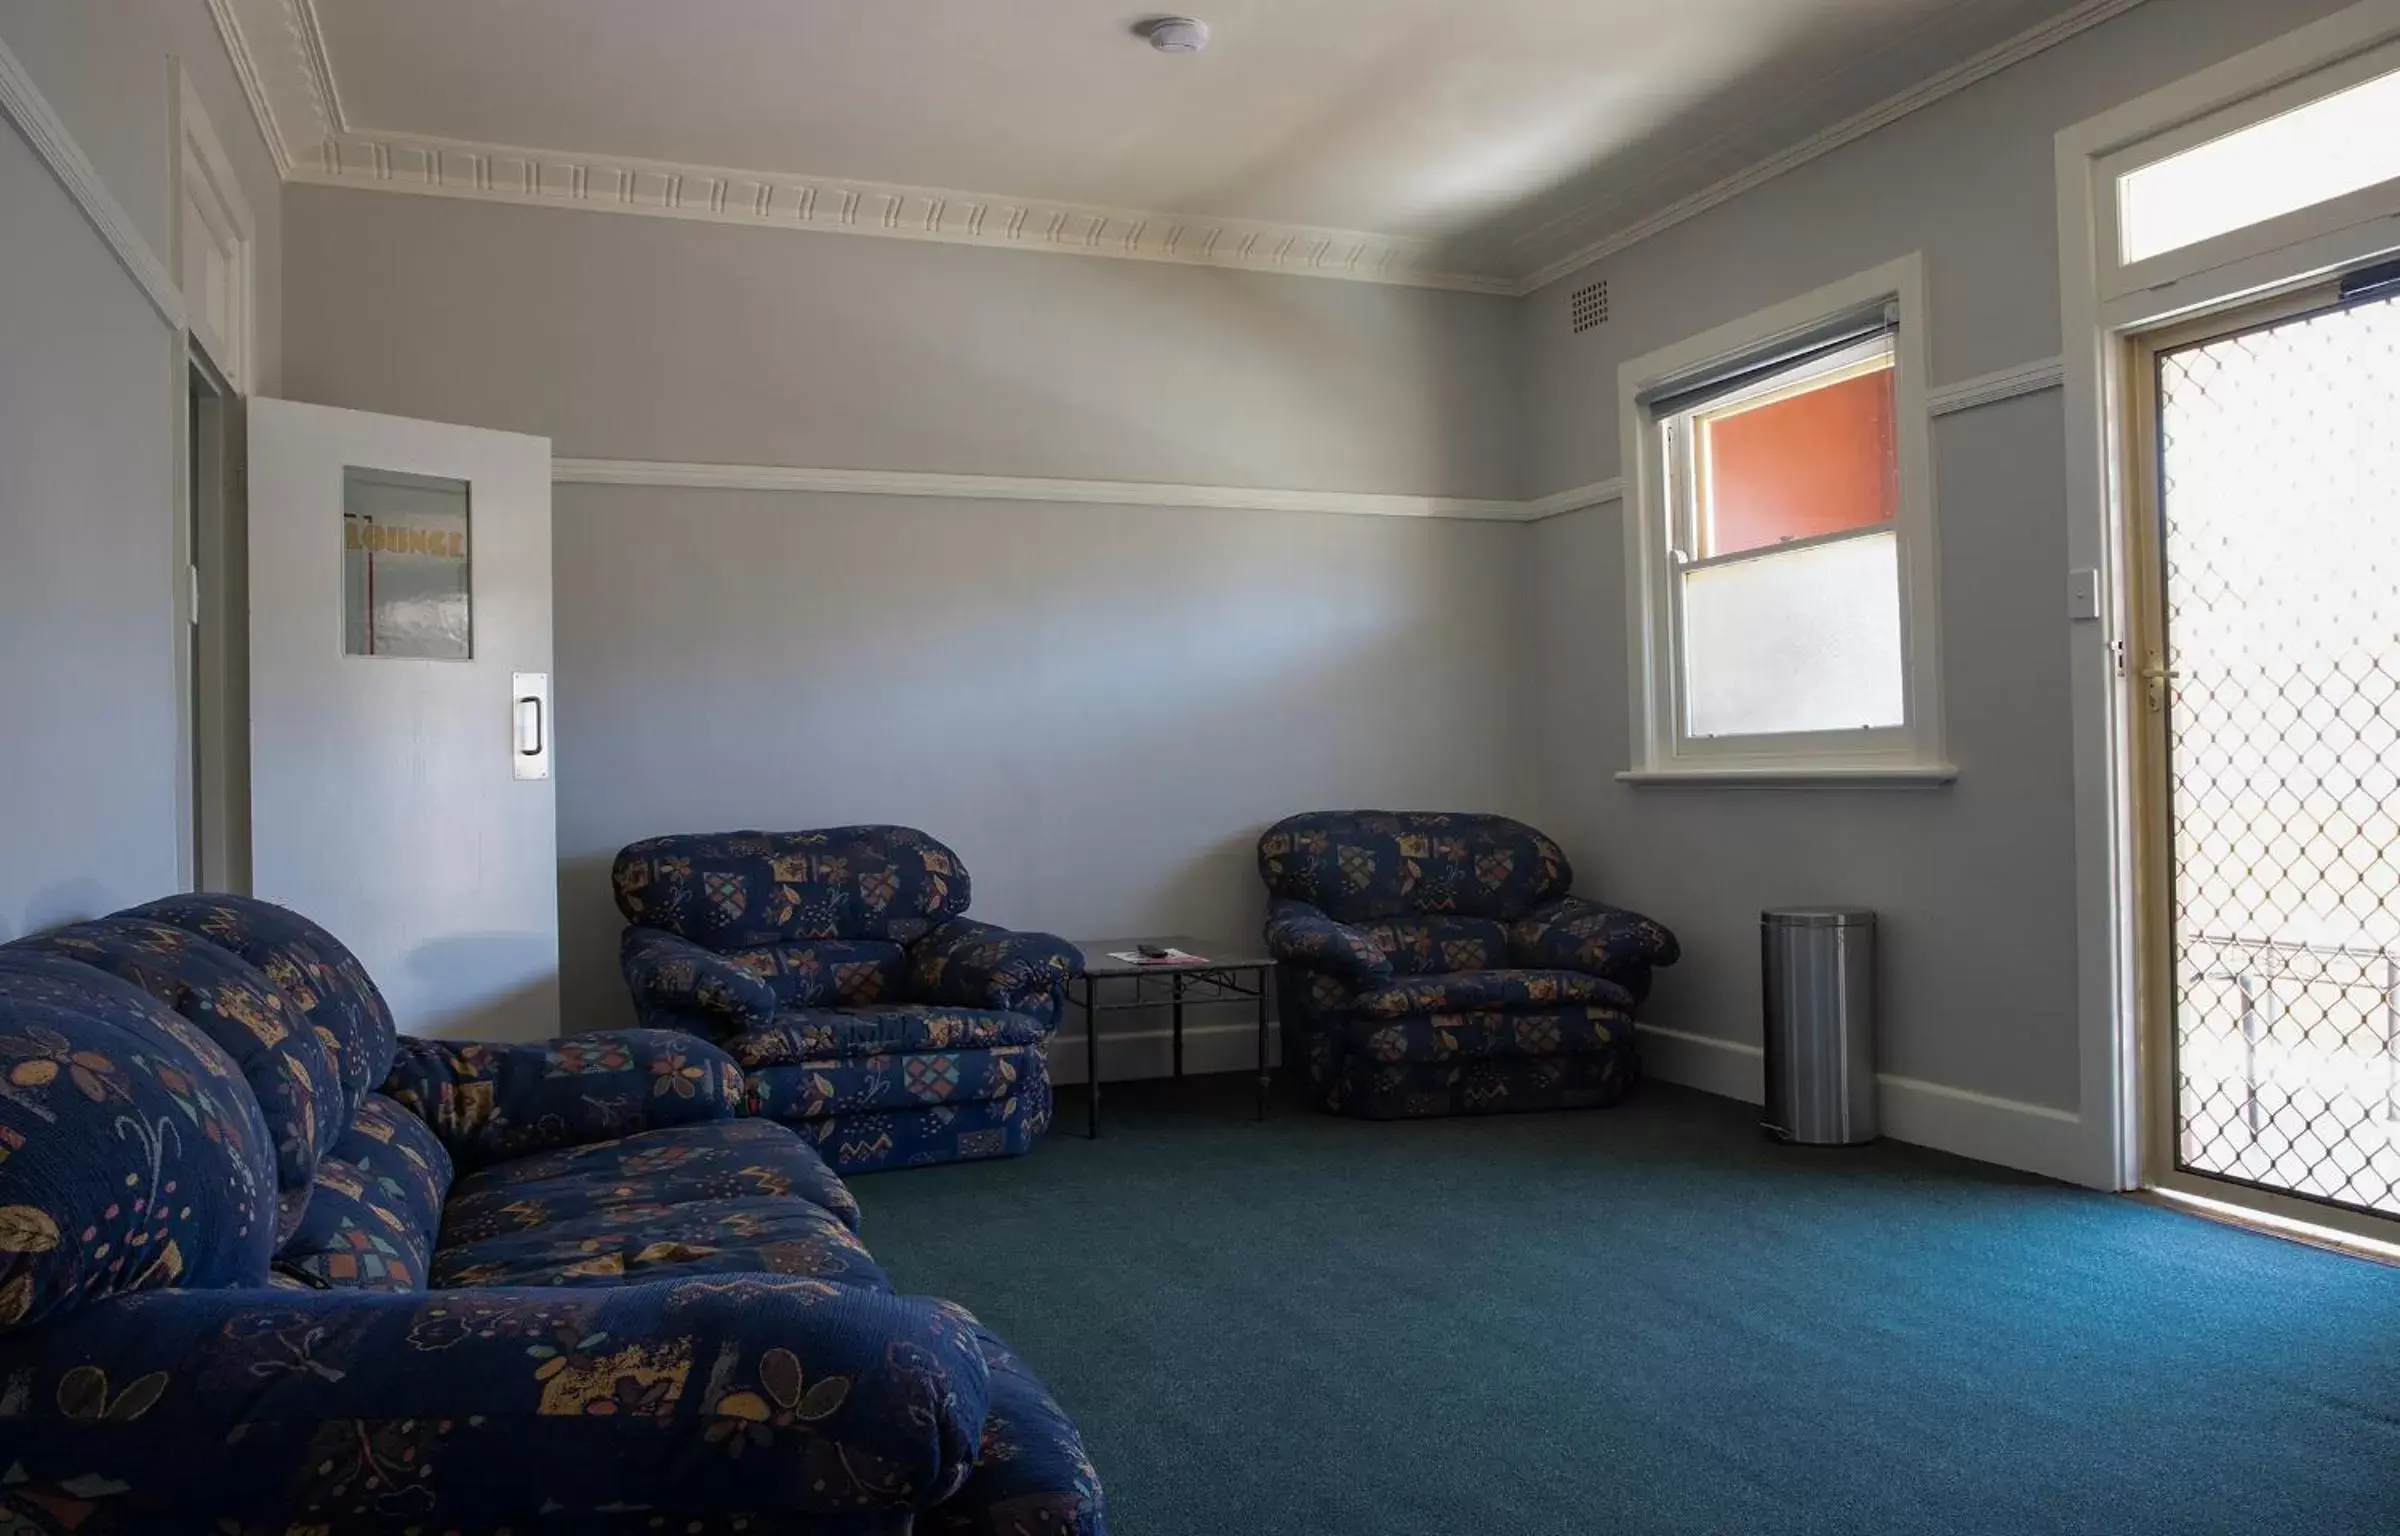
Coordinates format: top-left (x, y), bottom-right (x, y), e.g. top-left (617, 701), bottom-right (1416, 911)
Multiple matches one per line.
top-left (343, 467), bottom-right (471, 660)
top-left (1682, 530), bottom-right (1903, 738)
top-left (2120, 65), bottom-right (2400, 263)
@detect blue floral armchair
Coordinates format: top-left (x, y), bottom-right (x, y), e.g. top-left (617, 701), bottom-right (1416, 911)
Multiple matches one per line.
top-left (0, 894), bottom-right (1103, 1533)
top-left (1258, 810), bottom-right (1680, 1119)
top-left (613, 827), bottom-right (1081, 1173)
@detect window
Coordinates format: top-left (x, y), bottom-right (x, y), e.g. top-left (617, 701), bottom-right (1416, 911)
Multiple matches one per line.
top-left (2118, 61), bottom-right (2400, 265)
top-left (1619, 255), bottom-right (1947, 781)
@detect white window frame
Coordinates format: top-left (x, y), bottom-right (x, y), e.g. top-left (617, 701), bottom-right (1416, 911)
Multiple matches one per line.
top-left (1617, 253), bottom-right (1950, 784)
top-left (2057, 0), bottom-right (2400, 1197)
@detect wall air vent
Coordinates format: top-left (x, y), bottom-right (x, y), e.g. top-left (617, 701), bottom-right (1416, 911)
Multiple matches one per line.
top-left (1570, 278), bottom-right (1609, 334)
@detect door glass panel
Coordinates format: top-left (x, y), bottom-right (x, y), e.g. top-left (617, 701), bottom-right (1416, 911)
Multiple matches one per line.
top-left (2155, 287), bottom-right (2400, 1217)
top-left (343, 466), bottom-right (471, 659)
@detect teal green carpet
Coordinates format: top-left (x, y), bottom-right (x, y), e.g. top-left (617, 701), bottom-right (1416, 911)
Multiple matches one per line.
top-left (855, 1078), bottom-right (2400, 1535)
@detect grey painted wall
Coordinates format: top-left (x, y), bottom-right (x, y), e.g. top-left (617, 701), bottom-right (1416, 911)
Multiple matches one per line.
top-left (281, 186), bottom-right (1522, 498)
top-left (550, 487), bottom-right (1536, 1033)
top-left (279, 189), bottom-right (1537, 1035)
top-left (0, 0), bottom-right (286, 394)
top-left (0, 1), bottom-right (281, 939)
top-left (1517, 0), bottom-right (2356, 1111)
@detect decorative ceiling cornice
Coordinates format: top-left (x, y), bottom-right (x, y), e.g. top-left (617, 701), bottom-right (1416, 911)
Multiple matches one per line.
top-left (213, 0), bottom-right (2148, 297)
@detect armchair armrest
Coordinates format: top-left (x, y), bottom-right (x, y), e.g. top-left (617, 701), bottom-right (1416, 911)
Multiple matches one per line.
top-left (1263, 898), bottom-right (1394, 989)
top-left (0, 1278), bottom-right (991, 1526)
top-left (620, 926), bottom-right (778, 1032)
top-left (382, 1028), bottom-right (746, 1173)
top-left (910, 918), bottom-right (1081, 1022)
top-left (1509, 896), bottom-right (1681, 1004)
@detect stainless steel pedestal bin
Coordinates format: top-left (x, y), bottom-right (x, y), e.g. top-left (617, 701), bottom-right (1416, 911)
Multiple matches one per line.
top-left (1761, 908), bottom-right (1878, 1145)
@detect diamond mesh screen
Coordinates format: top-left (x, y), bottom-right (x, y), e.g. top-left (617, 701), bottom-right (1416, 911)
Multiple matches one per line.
top-left (2156, 287), bottom-right (2400, 1218)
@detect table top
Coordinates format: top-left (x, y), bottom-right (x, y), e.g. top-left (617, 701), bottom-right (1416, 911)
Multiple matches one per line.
top-left (1070, 936), bottom-right (1275, 977)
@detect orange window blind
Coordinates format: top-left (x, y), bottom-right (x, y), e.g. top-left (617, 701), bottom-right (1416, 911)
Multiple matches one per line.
top-left (1700, 365), bottom-right (1897, 558)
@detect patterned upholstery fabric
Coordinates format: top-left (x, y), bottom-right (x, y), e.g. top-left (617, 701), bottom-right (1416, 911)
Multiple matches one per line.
top-left (0, 1279), bottom-right (994, 1526)
top-left (727, 1006), bottom-right (1051, 1067)
top-left (330, 1091), bottom-right (454, 1256)
top-left (909, 919), bottom-right (1079, 1027)
top-left (0, 951), bottom-right (277, 1331)
top-left (382, 1027), bottom-right (747, 1173)
top-left (613, 827), bottom-right (973, 946)
top-left (1261, 811), bottom-right (1675, 1121)
top-left (1262, 898), bottom-right (1395, 988)
top-left (928, 1326), bottom-right (1108, 1536)
top-left (1316, 1042), bottom-right (1640, 1120)
top-left (727, 938), bottom-right (912, 1008)
top-left (1350, 970), bottom-right (1636, 1021)
top-left (129, 893), bottom-right (399, 1125)
top-left (1359, 915), bottom-right (1513, 975)
top-left (1510, 895), bottom-right (1683, 1006)
top-left (780, 1088), bottom-right (1053, 1176)
top-left (440, 1118), bottom-right (860, 1242)
top-left (0, 895), bottom-right (1107, 1531)
top-left (433, 1189), bottom-right (884, 1290)
top-left (11, 917), bottom-right (344, 1239)
top-left (272, 1156), bottom-right (432, 1290)
top-left (616, 828), bottom-right (1079, 1172)
top-left (1346, 1004), bottom-right (1636, 1064)
top-left (1257, 810), bottom-right (1574, 924)
top-left (745, 1045), bottom-right (1037, 1120)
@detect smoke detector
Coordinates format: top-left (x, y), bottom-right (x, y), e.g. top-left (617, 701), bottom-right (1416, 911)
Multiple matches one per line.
top-left (1141, 16), bottom-right (1211, 54)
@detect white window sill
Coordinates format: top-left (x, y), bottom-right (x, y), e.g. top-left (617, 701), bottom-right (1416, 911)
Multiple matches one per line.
top-left (1616, 762), bottom-right (1959, 787)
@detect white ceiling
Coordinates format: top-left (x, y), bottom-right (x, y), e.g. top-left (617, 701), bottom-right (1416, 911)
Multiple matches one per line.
top-left (234, 0), bottom-right (2111, 289)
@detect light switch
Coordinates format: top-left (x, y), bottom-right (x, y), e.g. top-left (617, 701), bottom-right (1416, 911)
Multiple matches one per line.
top-left (2067, 568), bottom-right (2102, 622)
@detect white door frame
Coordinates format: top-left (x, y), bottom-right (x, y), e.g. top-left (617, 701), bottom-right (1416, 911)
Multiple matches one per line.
top-left (2056, 0), bottom-right (2400, 1194)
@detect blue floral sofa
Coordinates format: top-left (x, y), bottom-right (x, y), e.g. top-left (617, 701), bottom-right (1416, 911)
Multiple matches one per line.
top-left (0, 893), bottom-right (1103, 1534)
top-left (1259, 810), bottom-right (1680, 1119)
top-left (614, 827), bottom-right (1078, 1175)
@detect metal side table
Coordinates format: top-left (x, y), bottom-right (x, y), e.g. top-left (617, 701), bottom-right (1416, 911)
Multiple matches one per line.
top-left (1066, 937), bottom-right (1276, 1137)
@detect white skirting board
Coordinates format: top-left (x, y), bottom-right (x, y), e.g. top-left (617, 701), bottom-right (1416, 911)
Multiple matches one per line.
top-left (1634, 1024), bottom-right (2089, 1185)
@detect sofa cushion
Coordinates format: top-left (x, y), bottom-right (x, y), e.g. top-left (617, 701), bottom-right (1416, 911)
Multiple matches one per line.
top-left (745, 1044), bottom-right (1038, 1121)
top-left (723, 939), bottom-right (910, 1007)
top-left (1355, 916), bottom-right (1512, 975)
top-left (432, 1192), bottom-right (886, 1289)
top-left (0, 951), bottom-right (278, 1332)
top-left (273, 1156), bottom-right (432, 1291)
top-left (927, 1326), bottom-right (1107, 1536)
top-left (1346, 1003), bottom-right (1636, 1064)
top-left (440, 1117), bottom-right (860, 1241)
top-left (13, 918), bottom-right (345, 1240)
top-left (1257, 810), bottom-right (1573, 923)
top-left (330, 1091), bottom-right (452, 1249)
top-left (613, 827), bottom-right (972, 947)
top-left (727, 1005), bottom-right (1049, 1067)
top-left (129, 894), bottom-right (399, 1129)
top-left (1351, 968), bottom-right (1637, 1020)
top-left (786, 1089), bottom-right (1052, 1176)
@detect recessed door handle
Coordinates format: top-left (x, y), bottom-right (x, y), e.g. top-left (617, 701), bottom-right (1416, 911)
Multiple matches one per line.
top-left (512, 672), bottom-right (551, 780)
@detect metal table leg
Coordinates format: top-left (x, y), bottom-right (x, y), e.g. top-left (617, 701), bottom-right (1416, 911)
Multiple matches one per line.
top-left (1256, 966), bottom-right (1271, 1120)
top-left (1084, 974), bottom-right (1100, 1139)
top-left (1172, 972), bottom-right (1185, 1079)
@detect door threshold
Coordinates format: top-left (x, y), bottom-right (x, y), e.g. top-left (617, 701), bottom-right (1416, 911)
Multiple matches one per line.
top-left (2132, 1187), bottom-right (2400, 1267)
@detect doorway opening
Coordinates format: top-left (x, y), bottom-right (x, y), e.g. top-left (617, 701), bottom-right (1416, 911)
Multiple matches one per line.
top-left (187, 346), bottom-right (248, 893)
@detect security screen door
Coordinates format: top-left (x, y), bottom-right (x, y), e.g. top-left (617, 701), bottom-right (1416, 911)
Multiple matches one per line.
top-left (2134, 276), bottom-right (2400, 1233)
top-left (247, 399), bottom-right (558, 1042)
